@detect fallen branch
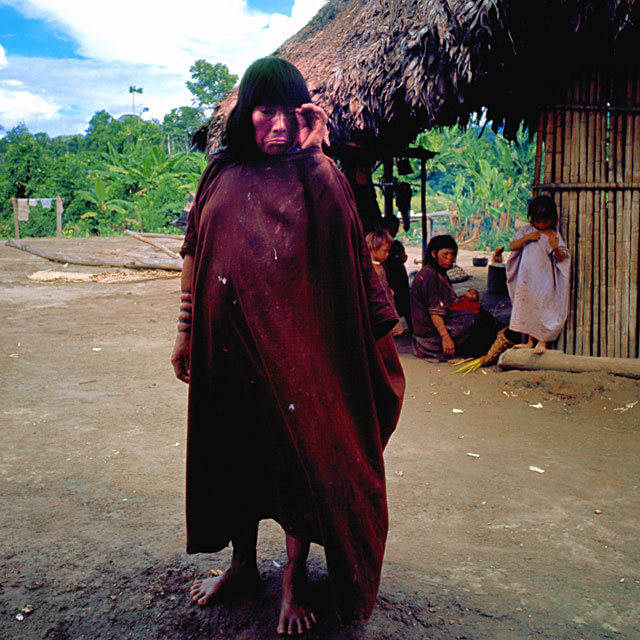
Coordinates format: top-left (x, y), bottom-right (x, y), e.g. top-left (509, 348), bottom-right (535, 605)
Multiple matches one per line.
top-left (6, 239), bottom-right (183, 271)
top-left (123, 229), bottom-right (181, 259)
top-left (133, 231), bottom-right (185, 240)
top-left (457, 226), bottom-right (480, 248)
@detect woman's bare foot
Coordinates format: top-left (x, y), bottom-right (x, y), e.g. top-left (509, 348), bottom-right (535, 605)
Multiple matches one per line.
top-left (276, 561), bottom-right (317, 635)
top-left (533, 340), bottom-right (547, 354)
top-left (514, 337), bottom-right (535, 349)
top-left (190, 565), bottom-right (260, 606)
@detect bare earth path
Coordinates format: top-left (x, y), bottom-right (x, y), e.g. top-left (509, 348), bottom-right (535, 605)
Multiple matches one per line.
top-left (1, 238), bottom-right (638, 639)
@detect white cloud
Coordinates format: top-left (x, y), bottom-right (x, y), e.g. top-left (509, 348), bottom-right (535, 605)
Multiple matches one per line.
top-left (0, 55), bottom-right (192, 135)
top-left (3, 0), bottom-right (326, 74)
top-left (0, 0), bottom-right (327, 136)
top-left (0, 85), bottom-right (60, 121)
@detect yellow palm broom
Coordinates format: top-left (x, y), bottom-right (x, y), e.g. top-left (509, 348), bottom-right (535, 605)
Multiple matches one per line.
top-left (452, 328), bottom-right (514, 375)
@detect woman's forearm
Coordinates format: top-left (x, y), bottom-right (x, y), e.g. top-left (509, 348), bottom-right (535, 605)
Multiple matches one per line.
top-left (430, 313), bottom-right (449, 337)
top-left (178, 254), bottom-right (194, 333)
top-left (181, 254), bottom-right (194, 292)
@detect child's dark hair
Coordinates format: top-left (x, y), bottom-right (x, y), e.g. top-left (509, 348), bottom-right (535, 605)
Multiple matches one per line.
top-left (527, 195), bottom-right (558, 229)
top-left (365, 229), bottom-right (393, 254)
top-left (380, 214), bottom-right (400, 237)
top-left (224, 57), bottom-right (311, 159)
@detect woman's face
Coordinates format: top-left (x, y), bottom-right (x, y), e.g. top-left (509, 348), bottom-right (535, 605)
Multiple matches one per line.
top-left (252, 105), bottom-right (299, 155)
top-left (433, 247), bottom-right (456, 270)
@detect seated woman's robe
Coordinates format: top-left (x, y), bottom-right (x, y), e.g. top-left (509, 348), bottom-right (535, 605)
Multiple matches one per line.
top-left (410, 263), bottom-right (500, 360)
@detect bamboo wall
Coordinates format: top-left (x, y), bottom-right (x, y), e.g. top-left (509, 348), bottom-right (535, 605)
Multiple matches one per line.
top-left (533, 67), bottom-right (640, 358)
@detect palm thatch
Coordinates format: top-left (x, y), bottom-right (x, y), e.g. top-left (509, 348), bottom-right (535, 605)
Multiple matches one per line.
top-left (204, 0), bottom-right (640, 155)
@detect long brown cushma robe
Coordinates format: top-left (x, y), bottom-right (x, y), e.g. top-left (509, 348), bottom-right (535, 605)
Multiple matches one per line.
top-left (181, 147), bottom-right (405, 620)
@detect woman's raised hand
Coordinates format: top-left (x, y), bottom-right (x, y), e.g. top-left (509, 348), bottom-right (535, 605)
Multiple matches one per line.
top-left (296, 103), bottom-right (328, 149)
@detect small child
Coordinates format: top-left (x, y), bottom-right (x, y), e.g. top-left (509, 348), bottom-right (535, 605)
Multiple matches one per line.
top-left (381, 215), bottom-right (413, 333)
top-left (366, 229), bottom-right (405, 336)
top-left (506, 195), bottom-right (570, 354)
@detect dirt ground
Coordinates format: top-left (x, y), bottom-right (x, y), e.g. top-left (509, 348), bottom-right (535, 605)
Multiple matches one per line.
top-left (1, 237), bottom-right (639, 640)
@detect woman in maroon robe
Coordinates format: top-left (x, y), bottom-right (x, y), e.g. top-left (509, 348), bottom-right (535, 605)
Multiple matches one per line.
top-left (171, 57), bottom-right (404, 635)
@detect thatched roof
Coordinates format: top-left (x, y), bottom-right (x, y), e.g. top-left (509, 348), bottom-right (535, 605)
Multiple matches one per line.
top-left (204, 0), bottom-right (640, 155)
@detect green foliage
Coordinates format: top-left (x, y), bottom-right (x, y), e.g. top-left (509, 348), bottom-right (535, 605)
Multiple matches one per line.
top-left (83, 110), bottom-right (163, 154)
top-left (186, 60), bottom-right (238, 113)
top-left (76, 176), bottom-right (134, 234)
top-left (162, 106), bottom-right (206, 152)
top-left (0, 77), bottom-right (534, 245)
top-left (376, 121), bottom-right (535, 249)
top-left (0, 124), bottom-right (51, 198)
top-left (0, 124), bottom-right (53, 236)
top-left (0, 114), bottom-right (206, 238)
top-left (0, 57), bottom-right (233, 238)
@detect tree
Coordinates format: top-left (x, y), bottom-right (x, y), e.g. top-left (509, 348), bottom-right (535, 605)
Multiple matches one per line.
top-left (84, 111), bottom-right (122, 152)
top-left (84, 110), bottom-right (163, 154)
top-left (162, 106), bottom-right (206, 152)
top-left (0, 123), bottom-right (50, 198)
top-left (186, 60), bottom-right (237, 114)
top-left (129, 85), bottom-right (143, 115)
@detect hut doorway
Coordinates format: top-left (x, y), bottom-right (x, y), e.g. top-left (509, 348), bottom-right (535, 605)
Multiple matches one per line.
top-left (533, 66), bottom-right (640, 358)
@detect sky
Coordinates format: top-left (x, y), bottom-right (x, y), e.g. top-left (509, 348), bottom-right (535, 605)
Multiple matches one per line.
top-left (0, 0), bottom-right (327, 138)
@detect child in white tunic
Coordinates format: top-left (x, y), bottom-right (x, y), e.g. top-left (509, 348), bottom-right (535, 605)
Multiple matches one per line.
top-left (507, 196), bottom-right (570, 354)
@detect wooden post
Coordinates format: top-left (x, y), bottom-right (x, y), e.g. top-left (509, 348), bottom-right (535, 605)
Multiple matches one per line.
top-left (614, 69), bottom-right (625, 357)
top-left (543, 107), bottom-right (555, 186)
top-left (383, 157), bottom-right (394, 217)
top-left (55, 196), bottom-right (63, 239)
top-left (621, 72), bottom-right (634, 358)
top-left (560, 96), bottom-right (573, 353)
top-left (606, 87), bottom-right (617, 358)
top-left (599, 96), bottom-right (608, 357)
top-left (592, 68), bottom-right (602, 355)
top-left (630, 76), bottom-right (640, 357)
top-left (533, 112), bottom-right (544, 197)
top-left (567, 76), bottom-right (581, 355)
top-left (421, 158), bottom-right (427, 265)
top-left (11, 198), bottom-right (20, 239)
top-left (582, 71), bottom-right (595, 355)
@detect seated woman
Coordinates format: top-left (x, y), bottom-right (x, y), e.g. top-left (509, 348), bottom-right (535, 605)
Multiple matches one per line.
top-left (410, 234), bottom-right (501, 361)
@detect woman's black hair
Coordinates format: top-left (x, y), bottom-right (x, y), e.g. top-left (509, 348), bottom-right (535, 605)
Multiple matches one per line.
top-left (425, 234), bottom-right (458, 268)
top-left (527, 195), bottom-right (558, 229)
top-left (224, 57), bottom-right (311, 159)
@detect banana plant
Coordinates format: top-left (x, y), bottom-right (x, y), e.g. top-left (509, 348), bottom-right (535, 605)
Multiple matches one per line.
top-left (76, 176), bottom-right (135, 232)
top-left (100, 143), bottom-right (199, 196)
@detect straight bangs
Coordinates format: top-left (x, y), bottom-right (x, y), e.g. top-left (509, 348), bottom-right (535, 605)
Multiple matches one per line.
top-left (224, 57), bottom-right (311, 158)
top-left (244, 65), bottom-right (310, 109)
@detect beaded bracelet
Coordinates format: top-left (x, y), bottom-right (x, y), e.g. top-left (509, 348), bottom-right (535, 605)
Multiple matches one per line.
top-left (178, 291), bottom-right (192, 333)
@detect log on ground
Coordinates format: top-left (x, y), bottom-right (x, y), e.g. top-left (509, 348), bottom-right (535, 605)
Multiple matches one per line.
top-left (6, 238), bottom-right (183, 271)
top-left (498, 348), bottom-right (640, 379)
